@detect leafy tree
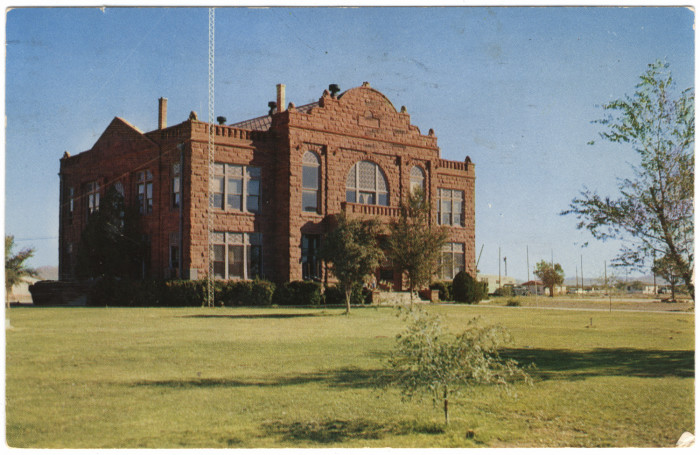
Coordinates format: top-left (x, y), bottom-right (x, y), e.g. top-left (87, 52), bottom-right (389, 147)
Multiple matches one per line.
top-left (388, 306), bottom-right (532, 426)
top-left (75, 186), bottom-right (146, 280)
top-left (387, 188), bottom-right (447, 302)
top-left (318, 212), bottom-right (384, 314)
top-left (5, 235), bottom-right (38, 307)
top-left (533, 260), bottom-right (564, 297)
top-left (652, 253), bottom-right (683, 301)
top-left (562, 61), bottom-right (694, 297)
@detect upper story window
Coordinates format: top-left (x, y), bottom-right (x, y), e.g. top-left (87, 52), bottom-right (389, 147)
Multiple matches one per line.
top-left (410, 165), bottom-right (425, 195)
top-left (346, 160), bottom-right (389, 206)
top-left (86, 181), bottom-right (100, 217)
top-left (302, 151), bottom-right (321, 213)
top-left (67, 187), bottom-right (74, 223)
top-left (438, 188), bottom-right (464, 227)
top-left (172, 163), bottom-right (181, 209)
top-left (210, 163), bottom-right (261, 213)
top-left (137, 170), bottom-right (153, 214)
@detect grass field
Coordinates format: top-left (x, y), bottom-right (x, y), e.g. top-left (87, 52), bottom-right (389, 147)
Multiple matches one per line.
top-left (5, 304), bottom-right (694, 448)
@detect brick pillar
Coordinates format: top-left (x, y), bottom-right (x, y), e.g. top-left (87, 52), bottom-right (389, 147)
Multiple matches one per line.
top-left (158, 97), bottom-right (168, 130)
top-left (277, 84), bottom-right (285, 113)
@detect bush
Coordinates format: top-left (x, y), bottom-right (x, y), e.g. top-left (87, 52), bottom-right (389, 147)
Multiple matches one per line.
top-left (87, 278), bottom-right (163, 307)
top-left (348, 282), bottom-right (372, 306)
top-left (162, 280), bottom-right (208, 306)
top-left (323, 285), bottom-right (345, 306)
top-left (248, 278), bottom-right (276, 306)
top-left (452, 271), bottom-right (484, 304)
top-left (494, 286), bottom-right (514, 297)
top-left (506, 298), bottom-right (521, 307)
top-left (429, 281), bottom-right (452, 302)
top-left (273, 281), bottom-right (322, 306)
top-left (218, 279), bottom-right (276, 307)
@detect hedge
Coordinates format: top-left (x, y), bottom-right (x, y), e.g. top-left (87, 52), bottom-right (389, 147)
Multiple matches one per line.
top-left (273, 280), bottom-right (322, 306)
top-left (87, 278), bottom-right (276, 307)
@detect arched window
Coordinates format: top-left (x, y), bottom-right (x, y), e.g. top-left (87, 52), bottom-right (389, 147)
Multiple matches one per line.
top-left (410, 165), bottom-right (425, 195)
top-left (346, 160), bottom-right (389, 206)
top-left (302, 151), bottom-right (321, 213)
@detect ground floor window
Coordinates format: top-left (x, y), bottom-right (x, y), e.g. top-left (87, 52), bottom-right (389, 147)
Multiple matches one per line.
top-left (301, 234), bottom-right (321, 280)
top-left (211, 232), bottom-right (262, 280)
top-left (169, 232), bottom-right (180, 270)
top-left (439, 242), bottom-right (465, 280)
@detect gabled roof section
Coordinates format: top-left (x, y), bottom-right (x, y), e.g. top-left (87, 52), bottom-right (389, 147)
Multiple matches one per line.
top-left (229, 102), bottom-right (319, 131)
top-left (91, 117), bottom-right (157, 152)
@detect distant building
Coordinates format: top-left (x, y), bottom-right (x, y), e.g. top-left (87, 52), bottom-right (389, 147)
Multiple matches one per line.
top-left (521, 280), bottom-right (545, 296)
top-left (521, 280), bottom-right (566, 296)
top-left (58, 83), bottom-right (476, 288)
top-left (477, 274), bottom-right (517, 295)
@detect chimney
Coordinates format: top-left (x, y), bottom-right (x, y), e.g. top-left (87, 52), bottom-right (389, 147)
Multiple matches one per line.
top-left (276, 84), bottom-right (286, 113)
top-left (158, 97), bottom-right (168, 129)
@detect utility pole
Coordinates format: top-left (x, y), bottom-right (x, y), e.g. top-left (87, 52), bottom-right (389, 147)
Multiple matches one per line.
top-left (605, 260), bottom-right (611, 312)
top-left (503, 256), bottom-right (508, 278)
top-left (526, 245), bottom-right (530, 283)
top-left (653, 250), bottom-right (657, 296)
top-left (581, 254), bottom-right (584, 297)
top-left (498, 246), bottom-right (501, 290)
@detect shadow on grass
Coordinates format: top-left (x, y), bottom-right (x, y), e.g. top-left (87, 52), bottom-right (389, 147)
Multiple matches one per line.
top-left (131, 367), bottom-right (395, 389)
top-left (502, 347), bottom-right (694, 380)
top-left (131, 347), bottom-right (692, 390)
top-left (180, 313), bottom-right (330, 319)
top-left (260, 418), bottom-right (443, 444)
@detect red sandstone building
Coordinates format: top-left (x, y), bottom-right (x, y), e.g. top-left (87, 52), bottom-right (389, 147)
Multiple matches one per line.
top-left (58, 83), bottom-right (475, 288)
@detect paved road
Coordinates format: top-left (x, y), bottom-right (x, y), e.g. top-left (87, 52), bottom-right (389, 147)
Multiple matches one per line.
top-left (441, 302), bottom-right (694, 315)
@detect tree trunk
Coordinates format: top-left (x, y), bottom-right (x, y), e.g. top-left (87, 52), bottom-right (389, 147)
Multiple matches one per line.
top-left (443, 386), bottom-right (449, 426)
top-left (344, 289), bottom-right (351, 315)
top-left (670, 281), bottom-right (676, 302)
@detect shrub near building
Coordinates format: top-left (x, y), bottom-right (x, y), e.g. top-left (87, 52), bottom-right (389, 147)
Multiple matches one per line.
top-left (452, 271), bottom-right (485, 304)
top-left (87, 278), bottom-right (276, 307)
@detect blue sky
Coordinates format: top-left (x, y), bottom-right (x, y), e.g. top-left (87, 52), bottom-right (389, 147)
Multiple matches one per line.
top-left (4, 6), bottom-right (694, 281)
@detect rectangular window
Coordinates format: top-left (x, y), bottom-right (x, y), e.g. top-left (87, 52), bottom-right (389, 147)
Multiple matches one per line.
top-left (247, 167), bottom-right (261, 213)
top-left (169, 232), bottom-right (180, 270)
top-left (210, 164), bottom-right (261, 213)
top-left (137, 170), bottom-right (153, 214)
top-left (438, 189), bottom-right (464, 227)
top-left (86, 181), bottom-right (100, 218)
top-left (67, 187), bottom-right (74, 223)
top-left (301, 234), bottom-right (321, 280)
top-left (302, 159), bottom-right (320, 213)
top-left (213, 244), bottom-right (226, 279)
top-left (210, 232), bottom-right (263, 280)
top-left (247, 233), bottom-right (263, 278)
top-left (170, 246), bottom-right (180, 270)
top-left (438, 243), bottom-right (465, 280)
top-left (172, 163), bottom-right (181, 209)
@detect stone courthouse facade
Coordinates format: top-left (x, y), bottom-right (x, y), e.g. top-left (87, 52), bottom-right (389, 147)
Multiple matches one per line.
top-left (58, 83), bottom-right (475, 289)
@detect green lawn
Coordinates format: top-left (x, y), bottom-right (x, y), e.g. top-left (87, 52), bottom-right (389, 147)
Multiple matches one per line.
top-left (5, 304), bottom-right (694, 448)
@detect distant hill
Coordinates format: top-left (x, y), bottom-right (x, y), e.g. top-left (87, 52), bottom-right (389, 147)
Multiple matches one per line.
top-left (36, 266), bottom-right (58, 281)
top-left (563, 275), bottom-right (668, 286)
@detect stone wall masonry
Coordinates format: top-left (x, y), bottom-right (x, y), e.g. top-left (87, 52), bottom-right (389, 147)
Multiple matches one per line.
top-left (59, 118), bottom-right (173, 279)
top-left (280, 84), bottom-right (476, 283)
top-left (59, 84), bottom-right (476, 287)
